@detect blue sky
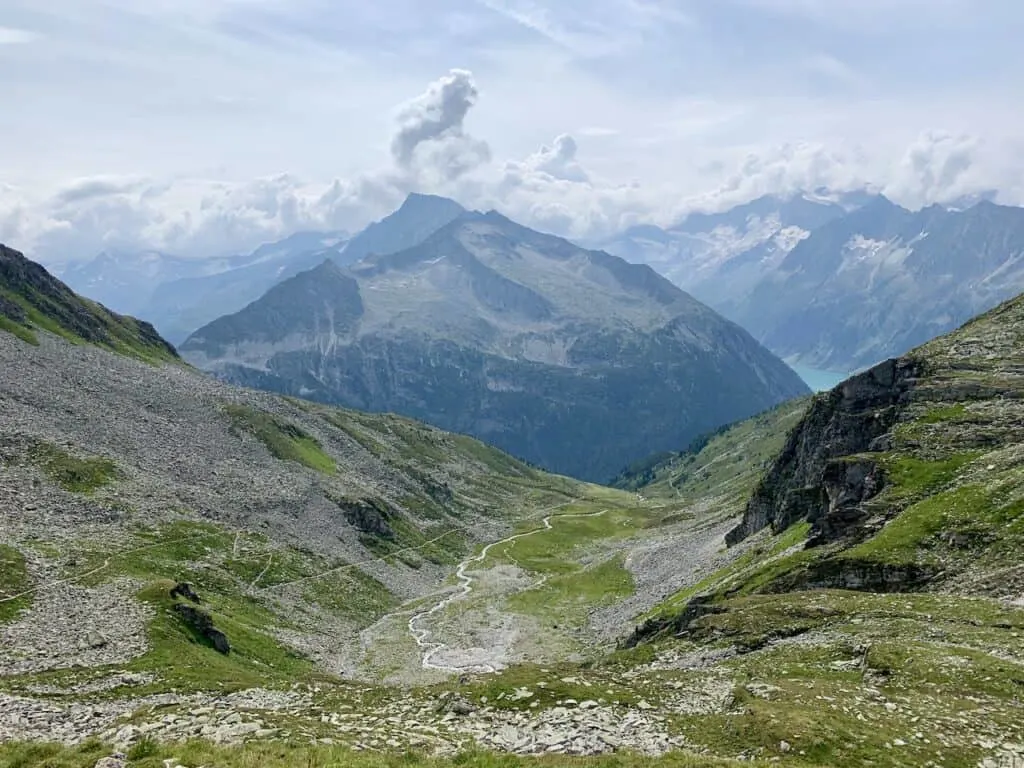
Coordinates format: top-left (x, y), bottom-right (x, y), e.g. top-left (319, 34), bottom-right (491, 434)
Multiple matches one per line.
top-left (1, 0), bottom-right (1022, 261)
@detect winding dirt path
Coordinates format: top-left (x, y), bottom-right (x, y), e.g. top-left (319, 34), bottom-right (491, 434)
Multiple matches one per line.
top-left (408, 509), bottom-right (608, 673)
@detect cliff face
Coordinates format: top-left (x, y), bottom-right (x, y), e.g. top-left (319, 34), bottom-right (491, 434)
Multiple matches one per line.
top-left (628, 292), bottom-right (1024, 652)
top-left (725, 357), bottom-right (922, 547)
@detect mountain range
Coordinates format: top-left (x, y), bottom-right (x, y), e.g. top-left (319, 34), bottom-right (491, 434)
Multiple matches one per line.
top-left (597, 191), bottom-right (1024, 372)
top-left (595, 190), bottom-right (858, 311)
top-left (60, 231), bottom-right (350, 345)
top-left (179, 209), bottom-right (809, 481)
top-left (56, 194), bottom-right (470, 345)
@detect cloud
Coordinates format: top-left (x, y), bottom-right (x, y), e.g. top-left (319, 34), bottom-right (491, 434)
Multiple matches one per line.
top-left (507, 134), bottom-right (590, 182)
top-left (692, 142), bottom-right (874, 214)
top-left (0, 26), bottom-right (36, 44)
top-left (489, 134), bottom-right (656, 238)
top-left (390, 69), bottom-right (491, 182)
top-left (885, 130), bottom-right (980, 207)
top-left (52, 177), bottom-right (149, 206)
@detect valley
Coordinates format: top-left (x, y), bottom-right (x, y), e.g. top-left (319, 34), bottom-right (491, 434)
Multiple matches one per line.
top-left (5, 7), bottom-right (1024, 766)
top-left (2, 243), bottom-right (1023, 768)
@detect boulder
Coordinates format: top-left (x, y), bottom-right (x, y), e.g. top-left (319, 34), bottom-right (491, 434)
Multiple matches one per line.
top-left (170, 581), bottom-right (202, 603)
top-left (172, 603), bottom-right (230, 654)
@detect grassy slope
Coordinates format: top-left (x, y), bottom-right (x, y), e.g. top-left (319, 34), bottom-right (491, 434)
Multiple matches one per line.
top-left (0, 374), bottom-right (591, 697)
top-left (0, 244), bottom-right (179, 364)
top-left (481, 489), bottom-right (647, 632)
top-left (616, 399), bottom-right (810, 511)
top-left (645, 294), bottom-right (1024, 616)
top-left (620, 295), bottom-right (1024, 766)
top-left (0, 742), bottom-right (744, 768)
top-left (0, 544), bottom-right (31, 623)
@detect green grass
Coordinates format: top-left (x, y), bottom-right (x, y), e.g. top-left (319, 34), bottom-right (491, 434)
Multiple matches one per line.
top-left (40, 522), bottom-right (325, 691)
top-left (844, 484), bottom-right (1024, 566)
top-left (665, 590), bottom-right (1024, 767)
top-left (0, 313), bottom-right (39, 345)
top-left (880, 452), bottom-right (981, 501)
top-left (23, 520), bottom-right (415, 692)
top-left (25, 441), bottom-right (119, 494)
top-left (364, 515), bottom-right (470, 567)
top-left (0, 544), bottom-right (32, 623)
top-left (225, 404), bottom-right (337, 474)
top-left (0, 284), bottom-right (179, 365)
top-left (648, 522), bottom-right (813, 620)
top-left (472, 503), bottom-right (647, 629)
top-left (624, 398), bottom-right (810, 507)
top-left (918, 404), bottom-right (969, 424)
top-left (507, 553), bottom-right (635, 624)
top-left (303, 567), bottom-right (400, 627)
top-left (0, 741), bottom-right (743, 768)
top-left (129, 579), bottom-right (317, 693)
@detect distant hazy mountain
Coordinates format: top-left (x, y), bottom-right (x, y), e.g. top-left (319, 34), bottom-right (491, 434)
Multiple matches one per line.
top-left (145, 193), bottom-right (465, 343)
top-left (733, 197), bottom-right (1024, 371)
top-left (59, 231), bottom-right (348, 342)
top-left (595, 192), bottom-right (859, 312)
top-left (60, 249), bottom-right (216, 317)
top-left (181, 210), bottom-right (809, 482)
top-left (144, 231), bottom-right (349, 344)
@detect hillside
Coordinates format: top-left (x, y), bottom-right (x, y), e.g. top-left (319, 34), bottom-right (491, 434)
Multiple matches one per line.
top-left (4, 248), bottom-right (1024, 767)
top-left (612, 397), bottom-right (811, 511)
top-left (619, 291), bottom-right (1024, 766)
top-left (0, 244), bottom-right (178, 363)
top-left (0, 250), bottom-right (742, 763)
top-left (181, 209), bottom-right (809, 481)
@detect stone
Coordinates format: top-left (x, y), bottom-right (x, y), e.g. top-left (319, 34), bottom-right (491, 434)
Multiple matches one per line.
top-left (86, 632), bottom-right (108, 649)
top-left (171, 604), bottom-right (230, 654)
top-left (169, 582), bottom-right (202, 604)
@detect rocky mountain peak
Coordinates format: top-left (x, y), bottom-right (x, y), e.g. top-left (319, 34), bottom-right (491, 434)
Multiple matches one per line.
top-left (180, 212), bottom-right (808, 481)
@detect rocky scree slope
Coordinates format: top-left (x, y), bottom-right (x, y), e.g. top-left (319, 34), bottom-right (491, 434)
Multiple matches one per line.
top-left (181, 210), bottom-right (809, 482)
top-left (0, 247), bottom-right (590, 684)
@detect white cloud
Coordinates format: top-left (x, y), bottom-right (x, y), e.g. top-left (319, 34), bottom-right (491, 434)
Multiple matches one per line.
top-left (1, 0), bottom-right (1023, 263)
top-left (881, 131), bottom-right (1016, 208)
top-left (0, 26), bottom-right (36, 44)
top-left (390, 69), bottom-right (492, 184)
top-left (506, 134), bottom-right (590, 183)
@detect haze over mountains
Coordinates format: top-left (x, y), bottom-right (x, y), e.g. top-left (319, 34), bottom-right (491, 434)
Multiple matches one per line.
top-left (179, 208), bottom-right (808, 481)
top-left (599, 191), bottom-right (1024, 372)
top-left (59, 186), bottom-right (1024, 382)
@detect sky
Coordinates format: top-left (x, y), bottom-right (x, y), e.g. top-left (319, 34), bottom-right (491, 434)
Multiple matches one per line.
top-left (1, 0), bottom-right (1022, 263)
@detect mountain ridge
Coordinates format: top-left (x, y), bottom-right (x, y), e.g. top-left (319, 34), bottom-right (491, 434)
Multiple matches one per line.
top-left (0, 243), bottom-right (178, 363)
top-left (182, 212), bottom-right (809, 481)
top-left (739, 197), bottom-right (1024, 370)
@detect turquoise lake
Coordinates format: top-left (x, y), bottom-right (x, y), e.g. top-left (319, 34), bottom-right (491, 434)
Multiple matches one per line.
top-left (790, 365), bottom-right (850, 393)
